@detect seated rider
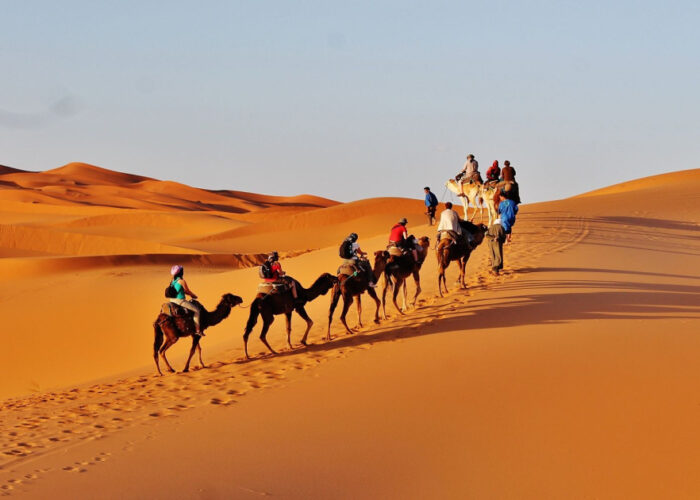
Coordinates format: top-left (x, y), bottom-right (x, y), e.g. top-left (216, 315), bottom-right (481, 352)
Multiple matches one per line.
top-left (436, 202), bottom-right (474, 248)
top-left (340, 233), bottom-right (377, 288)
top-left (485, 160), bottom-right (500, 185)
top-left (497, 160), bottom-right (521, 205)
top-left (388, 218), bottom-right (418, 261)
top-left (456, 154), bottom-right (482, 184)
top-left (263, 251), bottom-right (298, 299)
top-left (169, 265), bottom-right (204, 336)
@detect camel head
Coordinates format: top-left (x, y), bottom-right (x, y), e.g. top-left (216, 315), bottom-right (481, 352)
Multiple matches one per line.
top-left (472, 224), bottom-right (488, 246)
top-left (222, 293), bottom-right (243, 308)
top-left (417, 236), bottom-right (430, 251)
top-left (445, 179), bottom-right (461, 195)
top-left (315, 273), bottom-right (339, 295)
top-left (373, 250), bottom-right (390, 274)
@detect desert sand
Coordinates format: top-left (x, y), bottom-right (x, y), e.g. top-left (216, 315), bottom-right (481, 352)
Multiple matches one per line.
top-left (1, 164), bottom-right (699, 498)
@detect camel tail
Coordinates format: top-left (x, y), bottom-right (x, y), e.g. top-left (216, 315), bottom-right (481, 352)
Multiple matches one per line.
top-left (244, 297), bottom-right (262, 335)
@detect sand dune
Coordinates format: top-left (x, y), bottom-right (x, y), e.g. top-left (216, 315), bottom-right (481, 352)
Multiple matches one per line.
top-left (576, 168), bottom-right (700, 197)
top-left (1, 167), bottom-right (699, 498)
top-left (0, 162), bottom-right (337, 213)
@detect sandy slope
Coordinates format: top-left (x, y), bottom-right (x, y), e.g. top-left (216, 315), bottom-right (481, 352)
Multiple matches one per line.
top-left (0, 168), bottom-right (698, 498)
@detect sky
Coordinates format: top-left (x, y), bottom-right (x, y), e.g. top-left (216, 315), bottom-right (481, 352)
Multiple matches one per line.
top-left (1, 1), bottom-right (698, 203)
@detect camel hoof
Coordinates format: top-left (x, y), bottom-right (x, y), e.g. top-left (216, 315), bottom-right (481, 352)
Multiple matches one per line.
top-left (374, 318), bottom-right (380, 324)
top-left (182, 368), bottom-right (189, 373)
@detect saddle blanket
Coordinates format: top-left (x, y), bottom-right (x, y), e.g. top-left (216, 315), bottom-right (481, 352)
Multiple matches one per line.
top-left (337, 260), bottom-right (357, 277)
top-left (257, 282), bottom-right (287, 295)
top-left (161, 302), bottom-right (186, 317)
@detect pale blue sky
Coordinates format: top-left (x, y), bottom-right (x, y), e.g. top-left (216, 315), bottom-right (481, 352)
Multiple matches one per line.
top-left (1, 1), bottom-right (698, 203)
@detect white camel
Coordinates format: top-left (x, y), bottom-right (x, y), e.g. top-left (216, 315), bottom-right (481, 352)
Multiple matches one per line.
top-left (445, 179), bottom-right (499, 225)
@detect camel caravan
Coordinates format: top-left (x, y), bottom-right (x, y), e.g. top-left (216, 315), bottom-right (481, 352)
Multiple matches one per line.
top-left (153, 154), bottom-right (521, 374)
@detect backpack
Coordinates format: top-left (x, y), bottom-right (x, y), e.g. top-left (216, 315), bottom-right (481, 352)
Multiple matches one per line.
top-left (339, 239), bottom-right (354, 259)
top-left (259, 260), bottom-right (273, 279)
top-left (164, 282), bottom-right (178, 298)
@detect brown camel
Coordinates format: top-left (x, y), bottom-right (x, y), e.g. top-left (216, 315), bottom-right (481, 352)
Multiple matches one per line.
top-left (437, 221), bottom-right (487, 297)
top-left (153, 293), bottom-right (243, 375)
top-left (327, 252), bottom-right (389, 339)
top-left (381, 236), bottom-right (431, 317)
top-left (243, 273), bottom-right (338, 359)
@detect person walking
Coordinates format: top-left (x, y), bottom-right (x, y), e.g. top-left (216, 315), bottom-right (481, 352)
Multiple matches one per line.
top-left (486, 198), bottom-right (518, 275)
top-left (424, 187), bottom-right (439, 225)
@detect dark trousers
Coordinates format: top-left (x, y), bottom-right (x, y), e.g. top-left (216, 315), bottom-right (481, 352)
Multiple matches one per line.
top-left (487, 224), bottom-right (506, 271)
top-left (426, 205), bottom-right (437, 225)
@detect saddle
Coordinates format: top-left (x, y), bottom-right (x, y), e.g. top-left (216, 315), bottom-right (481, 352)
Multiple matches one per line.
top-left (337, 261), bottom-right (358, 277)
top-left (159, 302), bottom-right (196, 334)
top-left (257, 281), bottom-right (288, 296)
top-left (387, 245), bottom-right (403, 257)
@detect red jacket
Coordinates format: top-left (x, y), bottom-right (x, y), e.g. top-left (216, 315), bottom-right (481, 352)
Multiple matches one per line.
top-left (264, 261), bottom-right (283, 282)
top-left (389, 224), bottom-right (407, 243)
top-left (486, 164), bottom-right (501, 181)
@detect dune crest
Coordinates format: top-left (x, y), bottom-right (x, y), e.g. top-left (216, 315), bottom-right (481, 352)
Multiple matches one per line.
top-left (575, 167), bottom-right (699, 197)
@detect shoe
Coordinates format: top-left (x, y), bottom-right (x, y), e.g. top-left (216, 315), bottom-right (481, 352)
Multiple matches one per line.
top-left (368, 282), bottom-right (378, 288)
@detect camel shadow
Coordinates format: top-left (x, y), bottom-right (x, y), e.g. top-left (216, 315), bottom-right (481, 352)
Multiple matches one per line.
top-left (233, 272), bottom-right (700, 364)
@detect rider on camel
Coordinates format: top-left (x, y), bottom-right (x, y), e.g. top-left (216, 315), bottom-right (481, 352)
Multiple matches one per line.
top-left (340, 233), bottom-right (377, 288)
top-left (388, 218), bottom-right (418, 261)
top-left (436, 202), bottom-right (470, 247)
top-left (169, 265), bottom-right (204, 336)
top-left (456, 154), bottom-right (482, 184)
top-left (263, 251), bottom-right (298, 299)
top-left (496, 160), bottom-right (521, 205)
top-left (486, 160), bottom-right (500, 185)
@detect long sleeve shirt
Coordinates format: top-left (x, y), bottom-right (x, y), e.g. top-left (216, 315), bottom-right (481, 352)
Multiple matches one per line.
top-left (497, 199), bottom-right (518, 234)
top-left (437, 209), bottom-right (462, 234)
top-left (460, 159), bottom-right (479, 176)
top-left (424, 192), bottom-right (438, 207)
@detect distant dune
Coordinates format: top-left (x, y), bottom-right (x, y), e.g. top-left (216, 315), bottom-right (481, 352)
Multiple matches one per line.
top-left (576, 168), bottom-right (699, 198)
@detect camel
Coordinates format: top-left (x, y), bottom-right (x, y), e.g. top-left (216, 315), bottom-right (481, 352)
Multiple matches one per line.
top-left (327, 252), bottom-right (389, 339)
top-left (380, 236), bottom-right (431, 317)
top-left (445, 179), bottom-right (498, 225)
top-left (436, 221), bottom-right (487, 297)
top-left (153, 293), bottom-right (243, 375)
top-left (243, 273), bottom-right (338, 359)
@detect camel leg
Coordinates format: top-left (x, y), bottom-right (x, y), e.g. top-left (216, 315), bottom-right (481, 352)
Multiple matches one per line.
top-left (183, 336), bottom-right (200, 373)
top-left (402, 280), bottom-right (408, 311)
top-left (392, 277), bottom-right (405, 315)
top-left (159, 337), bottom-right (178, 373)
top-left (459, 257), bottom-right (467, 289)
top-left (153, 322), bottom-right (165, 376)
top-left (327, 284), bottom-right (342, 341)
top-left (438, 263), bottom-right (447, 297)
top-left (367, 287), bottom-right (381, 324)
top-left (461, 195), bottom-right (469, 220)
top-left (355, 295), bottom-right (363, 329)
top-left (381, 276), bottom-right (391, 320)
top-left (296, 306), bottom-right (313, 346)
top-left (259, 312), bottom-right (278, 356)
top-left (412, 271), bottom-right (422, 307)
top-left (339, 294), bottom-right (354, 335)
top-left (197, 343), bottom-right (205, 369)
top-left (285, 311), bottom-right (293, 350)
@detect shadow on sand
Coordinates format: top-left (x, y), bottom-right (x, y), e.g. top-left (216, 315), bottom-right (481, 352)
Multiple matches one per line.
top-left (236, 267), bottom-right (700, 363)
